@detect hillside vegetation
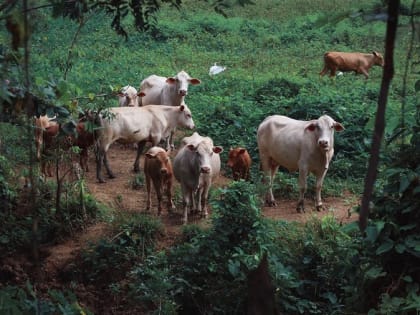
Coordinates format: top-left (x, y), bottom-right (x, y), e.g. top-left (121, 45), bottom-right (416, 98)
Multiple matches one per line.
top-left (0, 0), bottom-right (419, 314)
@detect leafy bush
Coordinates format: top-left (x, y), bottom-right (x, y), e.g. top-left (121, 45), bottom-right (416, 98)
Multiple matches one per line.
top-left (356, 124), bottom-right (420, 314)
top-left (78, 213), bottom-right (164, 284)
top-left (0, 282), bottom-right (91, 315)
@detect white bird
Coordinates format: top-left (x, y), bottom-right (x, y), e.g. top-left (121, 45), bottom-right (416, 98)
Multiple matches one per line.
top-left (209, 63), bottom-right (226, 76)
top-left (336, 71), bottom-right (344, 77)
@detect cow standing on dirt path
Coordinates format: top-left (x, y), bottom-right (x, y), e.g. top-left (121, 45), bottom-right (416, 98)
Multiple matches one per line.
top-left (144, 146), bottom-right (176, 216)
top-left (173, 132), bottom-right (223, 224)
top-left (257, 114), bottom-right (344, 212)
top-left (95, 104), bottom-right (195, 183)
top-left (227, 147), bottom-right (252, 181)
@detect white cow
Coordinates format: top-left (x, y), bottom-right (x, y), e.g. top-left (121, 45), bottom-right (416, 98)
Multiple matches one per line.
top-left (173, 132), bottom-right (223, 224)
top-left (118, 85), bottom-right (144, 107)
top-left (95, 104), bottom-right (195, 183)
top-left (257, 115), bottom-right (344, 212)
top-left (139, 71), bottom-right (201, 150)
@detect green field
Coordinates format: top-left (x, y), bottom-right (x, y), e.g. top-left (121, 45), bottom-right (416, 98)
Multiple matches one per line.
top-left (0, 1), bottom-right (419, 314)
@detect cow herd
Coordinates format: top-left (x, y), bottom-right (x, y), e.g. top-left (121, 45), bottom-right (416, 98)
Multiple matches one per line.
top-left (34, 49), bottom-right (383, 224)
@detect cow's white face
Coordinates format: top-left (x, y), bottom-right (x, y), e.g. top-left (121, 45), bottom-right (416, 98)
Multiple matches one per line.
top-left (305, 115), bottom-right (344, 152)
top-left (186, 142), bottom-right (218, 174)
top-left (166, 71), bottom-right (201, 97)
top-left (178, 104), bottom-right (195, 130)
top-left (120, 86), bottom-right (140, 107)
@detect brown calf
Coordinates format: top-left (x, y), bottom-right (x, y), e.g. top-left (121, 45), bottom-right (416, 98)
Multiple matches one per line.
top-left (227, 147), bottom-right (252, 181)
top-left (144, 146), bottom-right (175, 215)
top-left (320, 51), bottom-right (384, 79)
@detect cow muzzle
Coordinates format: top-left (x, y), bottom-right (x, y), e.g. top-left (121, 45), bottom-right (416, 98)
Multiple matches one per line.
top-left (160, 168), bottom-right (168, 175)
top-left (200, 166), bottom-right (211, 174)
top-left (318, 140), bottom-right (329, 151)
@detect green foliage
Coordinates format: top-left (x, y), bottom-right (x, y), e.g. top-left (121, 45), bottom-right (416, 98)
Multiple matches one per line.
top-left (0, 282), bottom-right (92, 315)
top-left (78, 213), bottom-right (164, 284)
top-left (357, 124), bottom-right (420, 313)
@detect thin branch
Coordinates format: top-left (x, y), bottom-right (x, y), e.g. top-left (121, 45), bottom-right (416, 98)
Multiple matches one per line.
top-left (359, 0), bottom-right (400, 232)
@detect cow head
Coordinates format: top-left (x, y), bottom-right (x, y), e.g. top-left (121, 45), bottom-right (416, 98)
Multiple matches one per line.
top-left (186, 140), bottom-right (223, 174)
top-left (305, 115), bottom-right (344, 152)
top-left (227, 147), bottom-right (248, 168)
top-left (178, 104), bottom-right (195, 130)
top-left (166, 70), bottom-right (201, 97)
top-left (372, 51), bottom-right (385, 67)
top-left (118, 86), bottom-right (145, 107)
top-left (146, 148), bottom-right (172, 175)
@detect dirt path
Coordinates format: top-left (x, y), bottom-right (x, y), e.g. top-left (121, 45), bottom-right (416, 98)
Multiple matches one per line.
top-left (42, 143), bottom-right (359, 278)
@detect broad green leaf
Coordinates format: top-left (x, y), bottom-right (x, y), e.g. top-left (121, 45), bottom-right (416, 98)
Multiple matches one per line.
top-left (365, 266), bottom-right (386, 279)
top-left (395, 243), bottom-right (406, 254)
top-left (376, 239), bottom-right (394, 255)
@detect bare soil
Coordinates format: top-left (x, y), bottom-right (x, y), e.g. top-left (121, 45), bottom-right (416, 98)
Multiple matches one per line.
top-left (40, 143), bottom-right (359, 277)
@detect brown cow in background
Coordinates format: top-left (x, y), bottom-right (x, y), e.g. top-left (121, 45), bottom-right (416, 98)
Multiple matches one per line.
top-left (320, 51), bottom-right (384, 79)
top-left (227, 147), bottom-right (252, 181)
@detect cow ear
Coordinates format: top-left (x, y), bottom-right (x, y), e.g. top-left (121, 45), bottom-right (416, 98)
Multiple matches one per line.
top-left (146, 153), bottom-right (156, 159)
top-left (213, 146), bottom-right (223, 154)
top-left (166, 77), bottom-right (177, 84)
top-left (189, 78), bottom-right (201, 85)
top-left (138, 92), bottom-right (146, 97)
top-left (117, 92), bottom-right (124, 97)
top-left (372, 51), bottom-right (378, 56)
top-left (239, 148), bottom-right (246, 154)
top-left (333, 122), bottom-right (345, 132)
top-left (305, 123), bottom-right (317, 132)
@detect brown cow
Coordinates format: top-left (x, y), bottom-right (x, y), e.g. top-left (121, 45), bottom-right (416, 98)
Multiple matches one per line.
top-left (227, 147), bottom-right (252, 181)
top-left (71, 120), bottom-right (96, 172)
top-left (320, 51), bottom-right (384, 79)
top-left (34, 115), bottom-right (60, 176)
top-left (144, 146), bottom-right (175, 215)
top-left (34, 116), bottom-right (95, 176)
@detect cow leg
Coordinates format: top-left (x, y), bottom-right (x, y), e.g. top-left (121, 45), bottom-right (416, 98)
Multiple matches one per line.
top-left (96, 149), bottom-right (105, 183)
top-left (165, 180), bottom-right (175, 213)
top-left (168, 130), bottom-right (176, 151)
top-left (153, 179), bottom-right (163, 216)
top-left (196, 178), bottom-right (210, 218)
top-left (181, 185), bottom-right (191, 225)
top-left (145, 175), bottom-right (152, 212)
top-left (80, 148), bottom-right (88, 172)
top-left (315, 170), bottom-right (328, 211)
top-left (261, 157), bottom-right (278, 206)
top-left (96, 145), bottom-right (114, 182)
top-left (134, 140), bottom-right (147, 173)
top-left (103, 152), bottom-right (115, 179)
top-left (319, 65), bottom-right (328, 77)
top-left (361, 69), bottom-right (370, 79)
top-left (297, 168), bottom-right (308, 213)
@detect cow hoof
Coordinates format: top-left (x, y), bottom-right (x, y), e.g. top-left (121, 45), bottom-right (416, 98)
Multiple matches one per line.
top-left (98, 178), bottom-right (106, 184)
top-left (316, 205), bottom-right (324, 212)
top-left (296, 207), bottom-right (305, 213)
top-left (265, 200), bottom-right (276, 207)
top-left (108, 174), bottom-right (116, 179)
